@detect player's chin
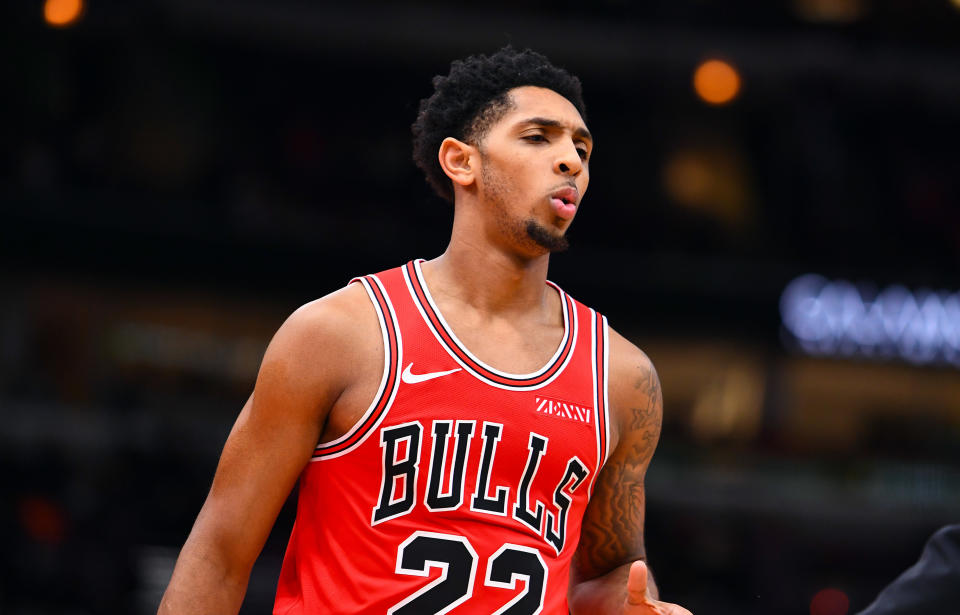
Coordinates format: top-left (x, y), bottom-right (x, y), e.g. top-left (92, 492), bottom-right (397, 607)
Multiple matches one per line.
top-left (525, 219), bottom-right (570, 253)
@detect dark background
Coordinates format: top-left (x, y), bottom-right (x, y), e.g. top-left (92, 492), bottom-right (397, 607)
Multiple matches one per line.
top-left (3, 1), bottom-right (959, 614)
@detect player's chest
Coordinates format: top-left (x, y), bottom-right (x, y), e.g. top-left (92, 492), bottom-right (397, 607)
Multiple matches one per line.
top-left (364, 374), bottom-right (600, 548)
top-left (385, 367), bottom-right (599, 468)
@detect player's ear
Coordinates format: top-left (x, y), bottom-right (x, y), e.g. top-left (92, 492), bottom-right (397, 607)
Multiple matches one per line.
top-left (438, 137), bottom-right (477, 187)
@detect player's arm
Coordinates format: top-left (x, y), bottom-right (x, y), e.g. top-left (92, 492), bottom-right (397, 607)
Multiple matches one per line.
top-left (568, 329), bottom-right (692, 615)
top-left (157, 284), bottom-right (376, 615)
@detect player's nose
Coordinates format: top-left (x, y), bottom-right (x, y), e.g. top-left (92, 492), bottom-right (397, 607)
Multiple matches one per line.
top-left (554, 141), bottom-right (583, 177)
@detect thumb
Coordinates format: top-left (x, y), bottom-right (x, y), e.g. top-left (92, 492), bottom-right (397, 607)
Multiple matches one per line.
top-left (626, 560), bottom-right (651, 606)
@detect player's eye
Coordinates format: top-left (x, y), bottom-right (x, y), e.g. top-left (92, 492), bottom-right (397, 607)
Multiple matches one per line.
top-left (523, 134), bottom-right (547, 143)
top-left (576, 147), bottom-right (589, 161)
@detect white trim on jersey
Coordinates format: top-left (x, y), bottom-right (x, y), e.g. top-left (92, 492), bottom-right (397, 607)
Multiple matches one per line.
top-left (586, 308), bottom-right (602, 498)
top-left (601, 314), bottom-right (611, 467)
top-left (310, 274), bottom-right (403, 461)
top-left (403, 260), bottom-right (578, 391)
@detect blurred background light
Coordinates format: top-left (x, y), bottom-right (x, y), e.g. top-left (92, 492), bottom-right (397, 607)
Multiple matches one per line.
top-left (809, 587), bottom-right (850, 615)
top-left (44, 0), bottom-right (84, 28)
top-left (690, 362), bottom-right (765, 443)
top-left (693, 59), bottom-right (741, 106)
top-left (780, 274), bottom-right (960, 366)
top-left (661, 143), bottom-right (754, 230)
top-left (18, 496), bottom-right (66, 545)
top-left (793, 0), bottom-right (867, 23)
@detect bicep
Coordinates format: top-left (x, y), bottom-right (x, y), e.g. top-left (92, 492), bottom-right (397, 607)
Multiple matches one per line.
top-left (572, 338), bottom-right (663, 584)
top-left (185, 302), bottom-right (353, 575)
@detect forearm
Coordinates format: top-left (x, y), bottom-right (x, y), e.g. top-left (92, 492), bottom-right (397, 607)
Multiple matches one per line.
top-left (157, 532), bottom-right (250, 615)
top-left (569, 561), bottom-right (660, 614)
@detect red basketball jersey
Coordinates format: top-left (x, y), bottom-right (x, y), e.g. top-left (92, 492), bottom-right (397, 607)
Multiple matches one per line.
top-left (274, 260), bottom-right (610, 615)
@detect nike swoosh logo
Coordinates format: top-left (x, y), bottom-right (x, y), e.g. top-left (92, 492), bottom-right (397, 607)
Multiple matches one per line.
top-left (401, 363), bottom-right (462, 384)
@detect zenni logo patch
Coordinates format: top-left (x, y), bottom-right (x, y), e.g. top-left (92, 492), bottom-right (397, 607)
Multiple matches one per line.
top-left (533, 397), bottom-right (593, 425)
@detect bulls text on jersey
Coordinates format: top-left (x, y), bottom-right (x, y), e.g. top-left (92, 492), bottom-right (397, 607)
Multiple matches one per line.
top-left (372, 420), bottom-right (590, 555)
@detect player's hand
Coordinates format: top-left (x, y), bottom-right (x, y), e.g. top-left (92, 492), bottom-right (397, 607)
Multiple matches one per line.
top-left (623, 561), bottom-right (693, 615)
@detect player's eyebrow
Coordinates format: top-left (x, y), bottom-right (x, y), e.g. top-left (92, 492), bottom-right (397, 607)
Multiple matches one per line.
top-left (519, 117), bottom-right (593, 144)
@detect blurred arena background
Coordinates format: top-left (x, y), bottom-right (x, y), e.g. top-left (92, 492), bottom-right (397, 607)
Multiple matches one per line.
top-left (3, 0), bottom-right (959, 613)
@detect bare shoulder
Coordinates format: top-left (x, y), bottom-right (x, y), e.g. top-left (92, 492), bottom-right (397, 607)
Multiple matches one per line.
top-left (606, 326), bottom-right (662, 457)
top-left (256, 281), bottom-right (382, 417)
top-left (607, 326), bottom-right (658, 390)
top-left (276, 281), bottom-right (378, 354)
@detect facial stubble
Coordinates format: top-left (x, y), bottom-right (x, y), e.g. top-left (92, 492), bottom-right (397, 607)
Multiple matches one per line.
top-left (480, 161), bottom-right (570, 254)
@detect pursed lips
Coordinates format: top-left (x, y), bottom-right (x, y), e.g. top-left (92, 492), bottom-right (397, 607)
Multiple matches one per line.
top-left (548, 185), bottom-right (580, 220)
top-left (550, 185), bottom-right (580, 206)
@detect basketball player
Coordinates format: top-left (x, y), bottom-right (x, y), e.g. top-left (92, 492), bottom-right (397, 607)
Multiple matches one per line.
top-left (158, 47), bottom-right (692, 615)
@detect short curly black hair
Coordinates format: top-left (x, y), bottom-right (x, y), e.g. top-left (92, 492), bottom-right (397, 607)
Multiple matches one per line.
top-left (412, 46), bottom-right (587, 203)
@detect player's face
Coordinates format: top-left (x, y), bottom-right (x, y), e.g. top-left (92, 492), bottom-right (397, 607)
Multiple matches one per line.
top-left (475, 86), bottom-right (592, 255)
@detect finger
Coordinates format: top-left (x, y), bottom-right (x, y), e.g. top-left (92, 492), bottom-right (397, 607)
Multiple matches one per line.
top-left (625, 560), bottom-right (650, 605)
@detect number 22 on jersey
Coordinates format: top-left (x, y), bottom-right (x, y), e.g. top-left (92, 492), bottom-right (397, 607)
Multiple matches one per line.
top-left (390, 532), bottom-right (547, 615)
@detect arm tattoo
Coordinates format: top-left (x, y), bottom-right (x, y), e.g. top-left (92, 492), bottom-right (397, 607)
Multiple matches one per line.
top-left (573, 368), bottom-right (662, 580)
top-left (631, 370), bottom-right (662, 460)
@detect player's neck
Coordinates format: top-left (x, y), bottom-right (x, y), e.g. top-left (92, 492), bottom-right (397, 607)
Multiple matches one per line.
top-left (423, 241), bottom-right (552, 317)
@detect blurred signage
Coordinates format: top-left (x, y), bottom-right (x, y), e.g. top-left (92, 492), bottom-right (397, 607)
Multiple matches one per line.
top-left (780, 274), bottom-right (960, 367)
